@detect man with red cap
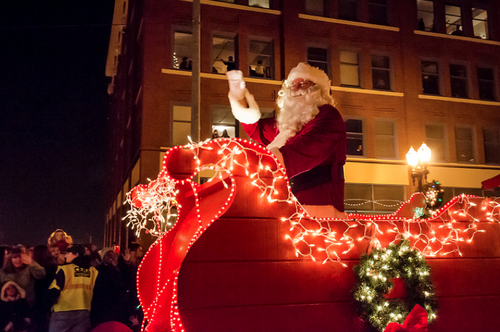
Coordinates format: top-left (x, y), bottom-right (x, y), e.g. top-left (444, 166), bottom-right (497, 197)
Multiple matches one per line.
top-left (227, 63), bottom-right (347, 218)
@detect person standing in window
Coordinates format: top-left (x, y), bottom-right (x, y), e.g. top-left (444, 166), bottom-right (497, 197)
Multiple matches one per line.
top-left (223, 56), bottom-right (236, 72)
top-left (255, 60), bottom-right (264, 77)
top-left (180, 57), bottom-right (189, 70)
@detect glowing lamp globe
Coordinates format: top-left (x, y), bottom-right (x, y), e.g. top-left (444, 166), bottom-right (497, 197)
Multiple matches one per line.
top-left (406, 147), bottom-right (419, 167)
top-left (418, 143), bottom-right (431, 163)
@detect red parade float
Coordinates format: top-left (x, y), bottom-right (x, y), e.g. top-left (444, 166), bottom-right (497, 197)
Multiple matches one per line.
top-left (127, 138), bottom-right (500, 332)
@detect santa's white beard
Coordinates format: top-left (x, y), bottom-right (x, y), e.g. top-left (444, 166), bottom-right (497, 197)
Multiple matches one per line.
top-left (276, 87), bottom-right (321, 141)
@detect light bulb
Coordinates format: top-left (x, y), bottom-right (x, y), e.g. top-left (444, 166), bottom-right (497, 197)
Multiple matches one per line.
top-left (406, 147), bottom-right (419, 166)
top-left (418, 143), bottom-right (431, 162)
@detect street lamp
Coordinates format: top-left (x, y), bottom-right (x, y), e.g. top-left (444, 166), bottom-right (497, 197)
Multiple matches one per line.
top-left (406, 143), bottom-right (431, 193)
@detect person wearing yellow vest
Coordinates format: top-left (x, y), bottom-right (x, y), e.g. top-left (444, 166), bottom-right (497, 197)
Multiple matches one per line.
top-left (48, 244), bottom-right (98, 332)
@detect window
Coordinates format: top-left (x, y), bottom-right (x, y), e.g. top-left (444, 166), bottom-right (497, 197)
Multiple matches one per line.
top-left (172, 105), bottom-right (191, 146)
top-left (340, 51), bottom-right (360, 87)
top-left (305, 0), bottom-right (325, 16)
top-left (307, 47), bottom-right (328, 74)
top-left (417, 0), bottom-right (434, 31)
top-left (346, 119), bottom-right (363, 156)
top-left (173, 31), bottom-right (192, 70)
top-left (445, 4), bottom-right (462, 35)
top-left (371, 55), bottom-right (391, 90)
top-left (338, 0), bottom-right (357, 21)
top-left (212, 106), bottom-right (238, 139)
top-left (368, 0), bottom-right (387, 25)
top-left (212, 35), bottom-right (236, 74)
top-left (477, 67), bottom-right (495, 101)
top-left (450, 64), bottom-right (468, 98)
top-left (249, 39), bottom-right (273, 79)
top-left (472, 8), bottom-right (488, 39)
top-left (455, 125), bottom-right (474, 163)
top-left (483, 128), bottom-right (500, 164)
top-left (345, 184), bottom-right (405, 212)
top-left (375, 119), bottom-right (396, 159)
top-left (426, 124), bottom-right (446, 161)
top-left (249, 0), bottom-right (269, 8)
top-left (442, 187), bottom-right (484, 204)
top-left (421, 60), bottom-right (439, 95)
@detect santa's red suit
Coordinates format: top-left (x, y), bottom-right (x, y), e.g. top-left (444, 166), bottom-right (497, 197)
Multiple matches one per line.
top-left (242, 104), bottom-right (346, 212)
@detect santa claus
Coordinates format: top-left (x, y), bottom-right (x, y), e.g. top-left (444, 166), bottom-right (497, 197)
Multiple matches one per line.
top-left (227, 63), bottom-right (347, 218)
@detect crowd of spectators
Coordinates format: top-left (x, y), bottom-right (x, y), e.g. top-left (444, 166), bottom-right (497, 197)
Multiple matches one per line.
top-left (0, 229), bottom-right (143, 332)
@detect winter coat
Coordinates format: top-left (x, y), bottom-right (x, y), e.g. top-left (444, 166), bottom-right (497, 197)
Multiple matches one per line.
top-left (0, 281), bottom-right (31, 332)
top-left (0, 262), bottom-right (46, 306)
top-left (90, 264), bottom-right (130, 327)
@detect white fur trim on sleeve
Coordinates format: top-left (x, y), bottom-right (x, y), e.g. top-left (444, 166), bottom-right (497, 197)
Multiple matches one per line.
top-left (228, 91), bottom-right (261, 124)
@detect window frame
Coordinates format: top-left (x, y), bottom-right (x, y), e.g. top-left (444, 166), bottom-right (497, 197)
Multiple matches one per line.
top-left (248, 0), bottom-right (270, 8)
top-left (374, 118), bottom-right (398, 160)
top-left (173, 28), bottom-right (193, 70)
top-left (305, 0), bottom-right (326, 16)
top-left (482, 126), bottom-right (500, 165)
top-left (449, 62), bottom-right (469, 98)
top-left (338, 0), bottom-right (358, 21)
top-left (454, 124), bottom-right (475, 164)
top-left (344, 183), bottom-right (406, 213)
top-left (368, 0), bottom-right (388, 26)
top-left (445, 3), bottom-right (463, 35)
top-left (307, 46), bottom-right (329, 76)
top-left (345, 117), bottom-right (365, 157)
top-left (421, 59), bottom-right (440, 95)
top-left (472, 7), bottom-right (488, 40)
top-left (211, 104), bottom-right (239, 139)
top-left (477, 65), bottom-right (496, 101)
top-left (171, 103), bottom-right (192, 147)
top-left (211, 32), bottom-right (237, 75)
top-left (416, 0), bottom-right (435, 32)
top-left (425, 122), bottom-right (448, 162)
top-left (371, 53), bottom-right (392, 91)
top-left (248, 37), bottom-right (274, 79)
top-left (340, 49), bottom-right (361, 88)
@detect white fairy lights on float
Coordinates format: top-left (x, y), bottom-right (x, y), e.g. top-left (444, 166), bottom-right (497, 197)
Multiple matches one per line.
top-left (127, 137), bottom-right (500, 332)
top-left (128, 138), bottom-right (500, 262)
top-left (124, 177), bottom-right (179, 237)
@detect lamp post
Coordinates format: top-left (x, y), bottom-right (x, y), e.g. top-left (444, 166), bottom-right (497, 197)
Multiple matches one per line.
top-left (406, 143), bottom-right (431, 193)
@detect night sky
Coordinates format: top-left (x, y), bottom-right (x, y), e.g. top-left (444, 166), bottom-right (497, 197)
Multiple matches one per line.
top-left (0, 1), bottom-right (115, 246)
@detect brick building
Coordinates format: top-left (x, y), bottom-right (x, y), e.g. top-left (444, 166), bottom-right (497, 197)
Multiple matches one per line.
top-left (104, 0), bottom-right (500, 247)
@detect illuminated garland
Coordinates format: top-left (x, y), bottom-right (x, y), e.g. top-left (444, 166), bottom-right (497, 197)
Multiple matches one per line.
top-left (127, 138), bottom-right (500, 264)
top-left (424, 180), bottom-right (444, 214)
top-left (124, 177), bottom-right (179, 237)
top-left (353, 240), bottom-right (438, 331)
top-left (126, 137), bottom-right (500, 332)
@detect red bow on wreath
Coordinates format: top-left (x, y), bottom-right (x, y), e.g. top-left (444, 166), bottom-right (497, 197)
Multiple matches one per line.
top-left (384, 305), bottom-right (428, 332)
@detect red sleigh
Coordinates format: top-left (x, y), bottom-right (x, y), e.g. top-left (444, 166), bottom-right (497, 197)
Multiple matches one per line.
top-left (128, 138), bottom-right (500, 332)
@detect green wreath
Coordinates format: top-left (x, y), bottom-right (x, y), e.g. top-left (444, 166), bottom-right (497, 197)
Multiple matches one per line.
top-left (353, 240), bottom-right (438, 331)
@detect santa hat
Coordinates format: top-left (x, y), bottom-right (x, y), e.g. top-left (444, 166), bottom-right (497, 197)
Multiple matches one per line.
top-left (286, 62), bottom-right (331, 92)
top-left (1, 280), bottom-right (26, 301)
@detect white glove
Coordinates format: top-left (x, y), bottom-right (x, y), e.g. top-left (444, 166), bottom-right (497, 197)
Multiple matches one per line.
top-left (227, 71), bottom-right (261, 124)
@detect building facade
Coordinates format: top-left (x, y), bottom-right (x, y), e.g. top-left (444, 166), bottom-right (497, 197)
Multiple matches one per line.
top-left (104, 0), bottom-right (500, 247)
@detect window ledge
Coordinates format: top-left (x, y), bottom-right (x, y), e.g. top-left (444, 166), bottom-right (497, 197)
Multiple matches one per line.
top-left (180, 0), bottom-right (281, 15)
top-left (347, 157), bottom-right (406, 165)
top-left (418, 94), bottom-right (500, 106)
top-left (414, 30), bottom-right (500, 46)
top-left (299, 14), bottom-right (399, 32)
top-left (332, 86), bottom-right (404, 97)
top-left (346, 157), bottom-right (500, 170)
top-left (161, 69), bottom-right (283, 85)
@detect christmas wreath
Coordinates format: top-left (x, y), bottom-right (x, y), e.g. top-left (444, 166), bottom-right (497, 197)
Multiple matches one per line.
top-left (353, 241), bottom-right (438, 331)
